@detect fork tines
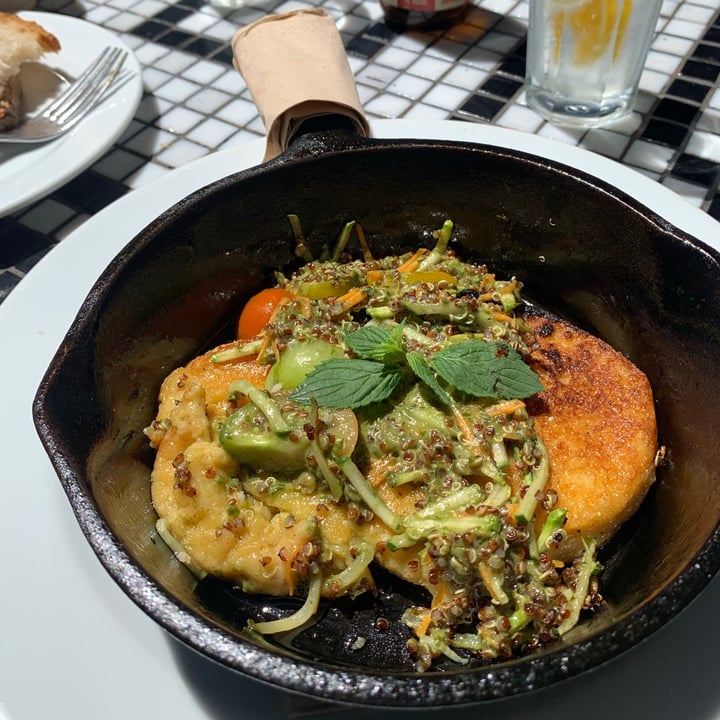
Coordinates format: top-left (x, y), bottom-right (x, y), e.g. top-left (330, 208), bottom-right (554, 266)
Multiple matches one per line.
top-left (46, 46), bottom-right (128, 126)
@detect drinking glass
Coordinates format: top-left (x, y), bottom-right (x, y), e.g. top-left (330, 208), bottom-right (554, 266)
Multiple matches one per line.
top-left (525, 0), bottom-right (662, 127)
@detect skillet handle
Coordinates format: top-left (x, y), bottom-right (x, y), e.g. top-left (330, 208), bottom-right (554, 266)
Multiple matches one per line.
top-left (232, 9), bottom-right (370, 162)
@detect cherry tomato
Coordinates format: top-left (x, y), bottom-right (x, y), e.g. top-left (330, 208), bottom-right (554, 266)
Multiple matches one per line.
top-left (237, 288), bottom-right (293, 339)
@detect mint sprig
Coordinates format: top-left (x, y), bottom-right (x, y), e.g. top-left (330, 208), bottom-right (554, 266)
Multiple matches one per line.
top-left (406, 351), bottom-right (452, 406)
top-left (289, 358), bottom-right (401, 408)
top-left (431, 342), bottom-right (544, 400)
top-left (345, 322), bottom-right (406, 364)
top-left (289, 324), bottom-right (543, 409)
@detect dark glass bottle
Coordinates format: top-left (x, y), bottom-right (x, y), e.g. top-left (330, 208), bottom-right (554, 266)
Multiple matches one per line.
top-left (381, 0), bottom-right (468, 32)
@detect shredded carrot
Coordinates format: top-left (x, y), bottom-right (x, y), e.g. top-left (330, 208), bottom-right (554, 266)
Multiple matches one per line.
top-left (370, 474), bottom-right (387, 489)
top-left (451, 406), bottom-right (485, 460)
top-left (416, 578), bottom-right (449, 637)
top-left (415, 611), bottom-right (433, 639)
top-left (255, 331), bottom-right (272, 365)
top-left (491, 311), bottom-right (514, 323)
top-left (480, 280), bottom-right (517, 301)
top-left (366, 269), bottom-right (385, 285)
top-left (485, 399), bottom-right (526, 417)
top-left (336, 287), bottom-right (367, 312)
top-left (254, 296), bottom-right (293, 363)
top-left (284, 533), bottom-right (313, 596)
top-left (396, 248), bottom-right (428, 273)
top-left (295, 294), bottom-right (312, 318)
top-left (367, 457), bottom-right (395, 487)
top-left (356, 223), bottom-right (374, 262)
top-left (478, 563), bottom-right (501, 602)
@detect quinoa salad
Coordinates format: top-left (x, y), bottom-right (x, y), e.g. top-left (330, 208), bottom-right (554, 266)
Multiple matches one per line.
top-left (145, 219), bottom-right (656, 671)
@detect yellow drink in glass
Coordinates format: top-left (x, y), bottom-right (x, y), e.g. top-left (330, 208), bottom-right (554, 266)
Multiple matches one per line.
top-left (526, 0), bottom-right (662, 127)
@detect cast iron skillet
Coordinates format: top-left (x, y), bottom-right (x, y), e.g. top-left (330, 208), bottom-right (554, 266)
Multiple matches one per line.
top-left (33, 128), bottom-right (720, 707)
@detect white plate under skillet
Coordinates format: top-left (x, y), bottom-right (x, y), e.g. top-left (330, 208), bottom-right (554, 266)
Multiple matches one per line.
top-left (1, 120), bottom-right (720, 719)
top-left (0, 11), bottom-right (142, 218)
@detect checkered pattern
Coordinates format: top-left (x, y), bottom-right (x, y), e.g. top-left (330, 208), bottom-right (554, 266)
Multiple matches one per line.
top-left (2, 0), bottom-right (720, 304)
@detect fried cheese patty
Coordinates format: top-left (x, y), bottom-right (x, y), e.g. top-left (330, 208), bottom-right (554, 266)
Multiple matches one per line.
top-left (146, 345), bottom-right (371, 597)
top-left (147, 312), bottom-right (657, 596)
top-left (524, 311), bottom-right (657, 560)
top-left (363, 311), bottom-right (658, 585)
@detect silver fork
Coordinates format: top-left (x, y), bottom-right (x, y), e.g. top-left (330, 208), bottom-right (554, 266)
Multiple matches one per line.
top-left (0, 46), bottom-right (128, 144)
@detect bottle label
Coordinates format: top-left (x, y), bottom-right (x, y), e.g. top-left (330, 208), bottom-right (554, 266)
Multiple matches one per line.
top-left (383, 0), bottom-right (466, 10)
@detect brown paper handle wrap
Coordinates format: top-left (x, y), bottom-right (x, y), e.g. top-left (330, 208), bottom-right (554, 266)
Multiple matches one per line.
top-left (232, 9), bottom-right (370, 162)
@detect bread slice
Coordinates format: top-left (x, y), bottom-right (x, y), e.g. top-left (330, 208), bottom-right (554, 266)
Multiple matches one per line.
top-left (0, 13), bottom-right (61, 131)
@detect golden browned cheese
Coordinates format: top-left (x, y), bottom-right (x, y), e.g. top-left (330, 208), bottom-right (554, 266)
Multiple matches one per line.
top-left (148, 313), bottom-right (658, 598)
top-left (523, 311), bottom-right (657, 560)
top-left (358, 481), bottom-right (428, 588)
top-left (357, 311), bottom-right (658, 585)
top-left (147, 343), bottom-right (371, 598)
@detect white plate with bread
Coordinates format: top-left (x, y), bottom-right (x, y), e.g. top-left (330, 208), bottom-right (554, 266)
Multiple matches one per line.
top-left (0, 11), bottom-right (142, 218)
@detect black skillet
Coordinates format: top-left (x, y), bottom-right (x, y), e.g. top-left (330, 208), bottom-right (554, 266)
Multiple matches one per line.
top-left (32, 118), bottom-right (720, 706)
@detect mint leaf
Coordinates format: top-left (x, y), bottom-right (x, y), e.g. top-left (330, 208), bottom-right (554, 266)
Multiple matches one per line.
top-left (430, 341), bottom-right (544, 400)
top-left (345, 323), bottom-right (405, 363)
top-left (406, 351), bottom-right (451, 406)
top-left (290, 358), bottom-right (401, 408)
